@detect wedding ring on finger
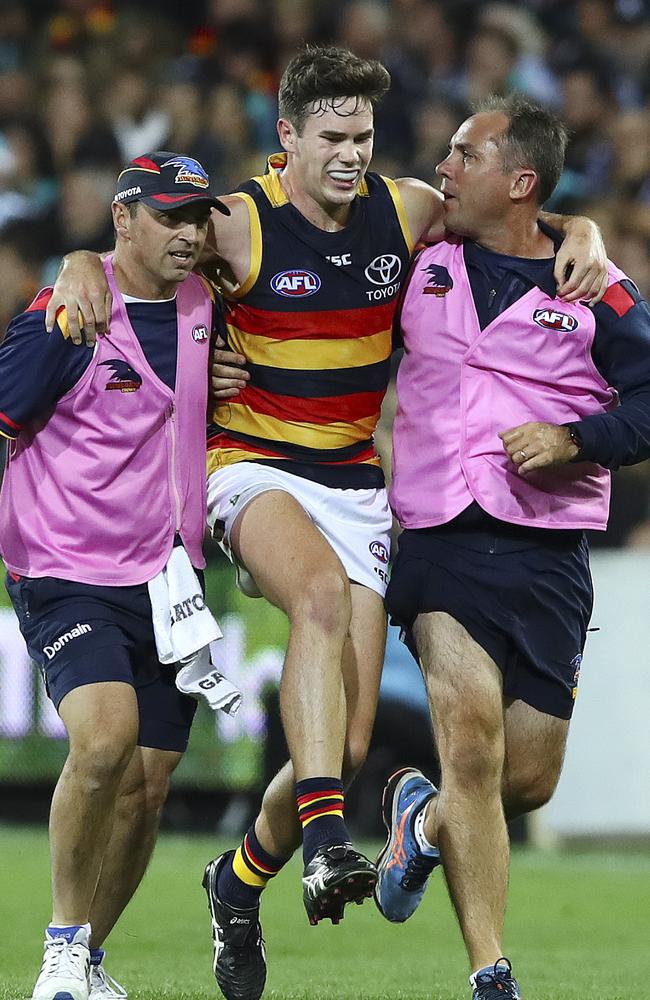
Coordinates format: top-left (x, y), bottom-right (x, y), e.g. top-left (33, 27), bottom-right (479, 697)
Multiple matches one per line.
top-left (518, 449), bottom-right (527, 462)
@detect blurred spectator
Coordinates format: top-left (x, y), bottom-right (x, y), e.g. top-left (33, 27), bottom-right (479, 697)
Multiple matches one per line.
top-left (103, 69), bottom-right (168, 162)
top-left (445, 24), bottom-right (520, 107)
top-left (1, 0), bottom-right (650, 545)
top-left (0, 122), bottom-right (56, 236)
top-left (551, 62), bottom-right (616, 209)
top-left (478, 4), bottom-right (559, 106)
top-left (0, 4), bottom-right (30, 74)
top-left (55, 166), bottom-right (115, 255)
top-left (0, 234), bottom-right (41, 336)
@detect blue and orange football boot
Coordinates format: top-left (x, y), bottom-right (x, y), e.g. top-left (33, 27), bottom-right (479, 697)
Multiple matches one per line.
top-left (374, 767), bottom-right (440, 923)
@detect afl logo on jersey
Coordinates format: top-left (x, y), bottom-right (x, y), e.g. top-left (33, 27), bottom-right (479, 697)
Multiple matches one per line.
top-left (533, 309), bottom-right (578, 333)
top-left (369, 540), bottom-right (389, 564)
top-left (192, 324), bottom-right (209, 342)
top-left (271, 269), bottom-right (321, 297)
top-left (365, 254), bottom-right (402, 286)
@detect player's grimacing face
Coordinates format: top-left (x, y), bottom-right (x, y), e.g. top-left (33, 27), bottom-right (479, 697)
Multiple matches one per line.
top-left (288, 98), bottom-right (375, 207)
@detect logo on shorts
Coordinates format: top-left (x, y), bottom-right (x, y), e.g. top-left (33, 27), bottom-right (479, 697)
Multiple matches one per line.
top-left (44, 623), bottom-right (92, 660)
top-left (533, 309), bottom-right (578, 333)
top-left (422, 263), bottom-right (453, 296)
top-left (100, 359), bottom-right (142, 392)
top-left (192, 324), bottom-right (209, 342)
top-left (271, 269), bottom-right (321, 297)
top-left (369, 540), bottom-right (389, 564)
top-left (571, 653), bottom-right (582, 699)
top-left (229, 493), bottom-right (241, 506)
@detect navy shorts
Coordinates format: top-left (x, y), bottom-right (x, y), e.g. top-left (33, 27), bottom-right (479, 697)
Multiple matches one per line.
top-left (5, 573), bottom-right (197, 752)
top-left (385, 521), bottom-right (593, 720)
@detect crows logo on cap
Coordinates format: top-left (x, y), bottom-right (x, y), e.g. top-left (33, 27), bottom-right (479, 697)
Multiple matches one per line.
top-left (422, 263), bottom-right (454, 296)
top-left (161, 156), bottom-right (209, 189)
top-left (100, 360), bottom-right (143, 392)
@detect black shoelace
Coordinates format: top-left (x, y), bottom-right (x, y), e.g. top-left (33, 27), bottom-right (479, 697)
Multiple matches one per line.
top-left (401, 852), bottom-right (437, 890)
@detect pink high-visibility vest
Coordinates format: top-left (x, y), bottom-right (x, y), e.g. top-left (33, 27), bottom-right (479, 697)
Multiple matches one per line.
top-left (391, 237), bottom-right (619, 531)
top-left (0, 257), bottom-right (212, 584)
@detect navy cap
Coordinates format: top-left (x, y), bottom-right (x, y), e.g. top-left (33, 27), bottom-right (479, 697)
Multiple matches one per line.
top-left (114, 151), bottom-right (229, 215)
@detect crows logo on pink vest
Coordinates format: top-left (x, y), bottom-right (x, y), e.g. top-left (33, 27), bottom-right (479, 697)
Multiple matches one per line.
top-left (99, 359), bottom-right (142, 392)
top-left (422, 263), bottom-right (454, 296)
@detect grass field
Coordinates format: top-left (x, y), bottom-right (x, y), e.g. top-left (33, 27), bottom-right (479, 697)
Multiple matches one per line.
top-left (1, 825), bottom-right (647, 1000)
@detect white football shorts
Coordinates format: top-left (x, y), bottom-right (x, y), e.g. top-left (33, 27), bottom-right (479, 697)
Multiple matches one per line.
top-left (206, 462), bottom-right (392, 597)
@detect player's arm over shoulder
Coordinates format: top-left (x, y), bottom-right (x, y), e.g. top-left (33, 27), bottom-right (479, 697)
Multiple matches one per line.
top-left (395, 177), bottom-right (445, 246)
top-left (201, 195), bottom-right (253, 294)
top-left (0, 288), bottom-right (91, 438)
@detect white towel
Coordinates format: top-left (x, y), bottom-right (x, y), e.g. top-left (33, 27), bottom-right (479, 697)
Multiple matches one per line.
top-left (175, 646), bottom-right (242, 716)
top-left (148, 546), bottom-right (241, 716)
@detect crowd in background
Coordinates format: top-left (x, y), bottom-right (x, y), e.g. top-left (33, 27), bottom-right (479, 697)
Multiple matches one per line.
top-left (1, 0), bottom-right (650, 543)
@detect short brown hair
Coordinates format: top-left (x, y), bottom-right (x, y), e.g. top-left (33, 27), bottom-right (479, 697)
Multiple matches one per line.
top-left (475, 94), bottom-right (569, 205)
top-left (278, 44), bottom-right (391, 134)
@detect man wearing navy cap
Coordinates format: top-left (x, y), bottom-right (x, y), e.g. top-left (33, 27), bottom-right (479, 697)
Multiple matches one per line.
top-left (0, 152), bottom-right (227, 1000)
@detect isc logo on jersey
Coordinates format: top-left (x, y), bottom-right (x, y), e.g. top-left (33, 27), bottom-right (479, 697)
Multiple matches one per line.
top-left (533, 309), bottom-right (578, 333)
top-left (271, 270), bottom-right (321, 298)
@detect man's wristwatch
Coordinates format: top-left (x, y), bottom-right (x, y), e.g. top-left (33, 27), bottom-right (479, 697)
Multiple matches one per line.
top-left (567, 424), bottom-right (583, 459)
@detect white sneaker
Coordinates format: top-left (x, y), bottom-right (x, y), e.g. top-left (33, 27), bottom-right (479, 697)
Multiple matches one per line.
top-left (32, 925), bottom-right (91, 1000)
top-left (89, 962), bottom-right (127, 999)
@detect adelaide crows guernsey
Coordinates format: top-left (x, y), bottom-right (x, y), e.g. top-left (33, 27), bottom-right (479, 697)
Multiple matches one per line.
top-left (207, 153), bottom-right (413, 487)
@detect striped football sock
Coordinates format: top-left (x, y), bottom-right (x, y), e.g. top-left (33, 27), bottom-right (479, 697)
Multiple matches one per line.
top-left (218, 825), bottom-right (289, 909)
top-left (296, 777), bottom-right (349, 864)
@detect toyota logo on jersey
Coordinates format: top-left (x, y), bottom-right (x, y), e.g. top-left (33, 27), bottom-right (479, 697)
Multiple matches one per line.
top-left (365, 254), bottom-right (402, 286)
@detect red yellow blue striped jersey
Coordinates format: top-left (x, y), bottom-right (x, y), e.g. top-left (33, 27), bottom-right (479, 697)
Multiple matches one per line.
top-left (207, 153), bottom-right (413, 487)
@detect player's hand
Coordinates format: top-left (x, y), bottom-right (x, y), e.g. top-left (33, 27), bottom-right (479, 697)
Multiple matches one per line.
top-left (211, 336), bottom-right (250, 399)
top-left (499, 421), bottom-right (580, 476)
top-left (554, 219), bottom-right (608, 306)
top-left (45, 251), bottom-right (111, 346)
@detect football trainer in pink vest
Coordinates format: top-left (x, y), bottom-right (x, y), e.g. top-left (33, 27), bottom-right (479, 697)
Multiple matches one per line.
top-left (0, 152), bottom-right (229, 1000)
top-left (374, 97), bottom-right (650, 1000)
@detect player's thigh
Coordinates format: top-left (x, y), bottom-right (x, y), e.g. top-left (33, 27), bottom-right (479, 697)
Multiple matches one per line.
top-left (414, 612), bottom-right (503, 719)
top-left (231, 488), bottom-right (350, 616)
top-left (502, 698), bottom-right (569, 814)
top-left (413, 611), bottom-right (505, 756)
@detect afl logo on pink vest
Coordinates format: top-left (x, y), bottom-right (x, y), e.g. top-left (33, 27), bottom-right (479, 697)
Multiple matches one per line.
top-left (533, 309), bottom-right (578, 333)
top-left (369, 540), bottom-right (389, 564)
top-left (192, 324), bottom-right (209, 342)
top-left (271, 269), bottom-right (321, 297)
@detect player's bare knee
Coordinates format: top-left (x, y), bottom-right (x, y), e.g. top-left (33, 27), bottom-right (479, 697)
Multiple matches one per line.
top-left (67, 738), bottom-right (136, 792)
top-left (439, 712), bottom-right (504, 790)
top-left (290, 569), bottom-right (351, 636)
top-left (504, 764), bottom-right (562, 817)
